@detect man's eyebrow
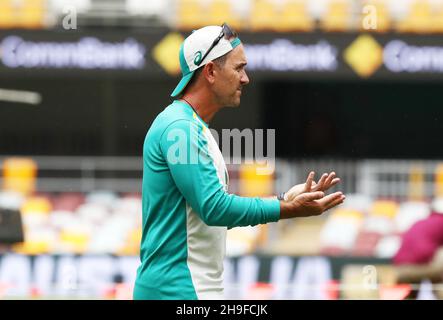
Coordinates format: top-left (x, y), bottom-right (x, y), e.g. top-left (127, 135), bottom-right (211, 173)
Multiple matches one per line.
top-left (236, 62), bottom-right (247, 67)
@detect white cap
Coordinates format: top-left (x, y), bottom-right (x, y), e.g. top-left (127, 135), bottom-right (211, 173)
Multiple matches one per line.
top-left (170, 25), bottom-right (241, 98)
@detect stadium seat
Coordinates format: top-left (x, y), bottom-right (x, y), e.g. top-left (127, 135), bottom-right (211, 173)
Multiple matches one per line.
top-left (117, 227), bottom-right (142, 255)
top-left (370, 200), bottom-right (399, 219)
top-left (375, 235), bottom-right (402, 258)
top-left (0, 0), bottom-right (47, 29)
top-left (433, 5), bottom-right (443, 33)
top-left (249, 0), bottom-right (279, 32)
top-left (0, 0), bottom-right (15, 28)
top-left (52, 193), bottom-right (85, 212)
top-left (320, 0), bottom-right (352, 32)
top-left (49, 210), bottom-right (78, 230)
top-left (126, 0), bottom-right (167, 18)
top-left (85, 190), bottom-right (118, 208)
top-left (396, 0), bottom-right (434, 34)
top-left (20, 0), bottom-right (46, 29)
top-left (363, 215), bottom-right (395, 235)
top-left (238, 163), bottom-right (274, 197)
top-left (351, 231), bottom-right (381, 257)
top-left (63, 233), bottom-right (90, 253)
top-left (21, 196), bottom-right (52, 215)
top-left (434, 164), bottom-right (443, 197)
top-left (395, 201), bottom-right (430, 233)
top-left (274, 0), bottom-right (314, 32)
top-left (176, 0), bottom-right (206, 30)
top-left (7, 189), bottom-right (145, 255)
top-left (76, 203), bottom-right (109, 225)
top-left (12, 219), bottom-right (55, 255)
top-left (226, 225), bottom-right (260, 256)
top-left (59, 228), bottom-right (91, 254)
top-left (205, 0), bottom-right (242, 30)
top-left (12, 238), bottom-right (52, 255)
top-left (2, 157), bottom-right (37, 195)
top-left (114, 196), bottom-right (142, 217)
top-left (89, 213), bottom-right (135, 254)
top-left (0, 191), bottom-right (25, 210)
top-left (407, 165), bottom-right (426, 201)
top-left (340, 193), bottom-right (373, 213)
top-left (319, 208), bottom-right (364, 254)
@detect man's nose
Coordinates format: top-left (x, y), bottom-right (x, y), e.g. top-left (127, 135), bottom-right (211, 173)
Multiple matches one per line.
top-left (241, 70), bottom-right (249, 85)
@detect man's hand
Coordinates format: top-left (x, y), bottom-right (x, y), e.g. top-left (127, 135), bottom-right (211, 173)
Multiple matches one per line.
top-left (284, 171), bottom-right (340, 201)
top-left (280, 190), bottom-right (345, 219)
top-left (279, 171), bottom-right (345, 219)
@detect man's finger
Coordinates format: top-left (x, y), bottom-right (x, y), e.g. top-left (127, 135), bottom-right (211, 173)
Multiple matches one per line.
top-left (324, 171), bottom-right (336, 186)
top-left (322, 177), bottom-right (341, 191)
top-left (304, 171), bottom-right (315, 192)
top-left (316, 191), bottom-right (343, 207)
top-left (313, 173), bottom-right (328, 191)
top-left (324, 194), bottom-right (346, 211)
top-left (328, 178), bottom-right (340, 187)
top-left (299, 191), bottom-right (324, 202)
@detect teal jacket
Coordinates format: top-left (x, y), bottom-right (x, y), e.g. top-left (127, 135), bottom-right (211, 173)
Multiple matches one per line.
top-left (134, 100), bottom-right (280, 300)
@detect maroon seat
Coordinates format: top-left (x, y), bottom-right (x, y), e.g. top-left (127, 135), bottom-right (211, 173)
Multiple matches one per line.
top-left (351, 231), bottom-right (382, 257)
top-left (52, 193), bottom-right (85, 212)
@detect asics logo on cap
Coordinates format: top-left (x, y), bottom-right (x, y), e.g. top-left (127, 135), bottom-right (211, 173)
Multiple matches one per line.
top-left (194, 51), bottom-right (203, 66)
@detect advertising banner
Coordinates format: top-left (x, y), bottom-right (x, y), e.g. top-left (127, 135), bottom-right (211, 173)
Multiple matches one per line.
top-left (1, 30), bottom-right (443, 81)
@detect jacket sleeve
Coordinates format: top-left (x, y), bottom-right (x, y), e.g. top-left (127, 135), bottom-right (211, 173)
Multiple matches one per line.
top-left (159, 119), bottom-right (280, 228)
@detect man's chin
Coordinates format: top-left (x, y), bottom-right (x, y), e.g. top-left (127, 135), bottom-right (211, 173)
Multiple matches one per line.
top-left (222, 95), bottom-right (241, 108)
top-left (228, 98), bottom-right (241, 108)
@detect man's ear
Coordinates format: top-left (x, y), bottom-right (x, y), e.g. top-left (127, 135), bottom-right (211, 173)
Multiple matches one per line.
top-left (202, 62), bottom-right (216, 84)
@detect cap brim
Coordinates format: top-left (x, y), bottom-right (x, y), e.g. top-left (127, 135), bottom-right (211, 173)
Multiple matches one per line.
top-left (170, 71), bottom-right (195, 98)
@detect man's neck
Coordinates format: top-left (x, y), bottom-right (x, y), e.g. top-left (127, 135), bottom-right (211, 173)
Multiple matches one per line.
top-left (180, 92), bottom-right (220, 124)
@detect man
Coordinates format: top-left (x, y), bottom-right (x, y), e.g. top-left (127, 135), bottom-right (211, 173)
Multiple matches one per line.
top-left (393, 198), bottom-right (443, 299)
top-left (133, 24), bottom-right (345, 300)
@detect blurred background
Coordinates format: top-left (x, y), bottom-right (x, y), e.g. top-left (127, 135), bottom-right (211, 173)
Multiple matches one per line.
top-left (1, 0), bottom-right (443, 300)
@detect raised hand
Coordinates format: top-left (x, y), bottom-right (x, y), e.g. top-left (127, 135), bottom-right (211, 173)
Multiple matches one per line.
top-left (280, 189), bottom-right (345, 219)
top-left (284, 171), bottom-right (341, 201)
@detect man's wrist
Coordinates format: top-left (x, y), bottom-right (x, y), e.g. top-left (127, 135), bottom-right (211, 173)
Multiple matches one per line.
top-left (279, 200), bottom-right (295, 220)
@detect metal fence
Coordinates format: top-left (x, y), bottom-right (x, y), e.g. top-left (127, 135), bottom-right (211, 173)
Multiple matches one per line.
top-left (1, 156), bottom-right (443, 200)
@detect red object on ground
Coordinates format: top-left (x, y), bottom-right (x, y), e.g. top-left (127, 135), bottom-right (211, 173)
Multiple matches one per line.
top-left (379, 284), bottom-right (412, 300)
top-left (324, 280), bottom-right (340, 300)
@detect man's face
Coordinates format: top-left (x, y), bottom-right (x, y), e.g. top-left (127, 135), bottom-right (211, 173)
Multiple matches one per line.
top-left (213, 44), bottom-right (249, 108)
